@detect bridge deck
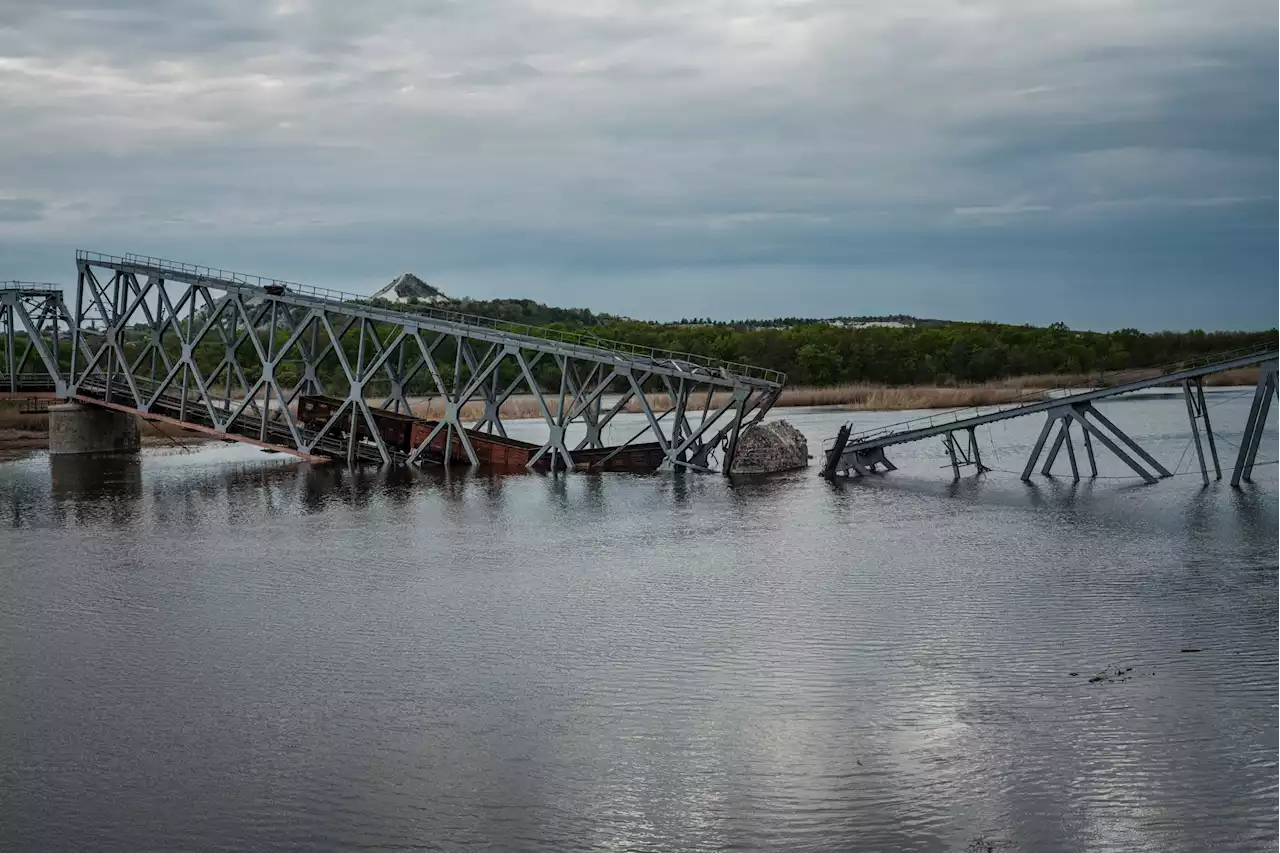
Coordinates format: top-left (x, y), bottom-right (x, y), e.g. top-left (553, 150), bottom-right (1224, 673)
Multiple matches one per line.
top-left (844, 349), bottom-right (1277, 454)
top-left (826, 345), bottom-right (1278, 484)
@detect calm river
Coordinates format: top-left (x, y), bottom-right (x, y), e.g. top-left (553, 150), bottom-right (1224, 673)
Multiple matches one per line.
top-left (1, 391), bottom-right (1275, 852)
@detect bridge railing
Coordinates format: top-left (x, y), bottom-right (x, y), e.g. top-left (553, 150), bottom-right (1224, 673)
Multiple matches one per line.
top-left (77, 250), bottom-right (786, 386)
top-left (1, 281), bottom-right (63, 294)
top-left (835, 340), bottom-right (1280, 448)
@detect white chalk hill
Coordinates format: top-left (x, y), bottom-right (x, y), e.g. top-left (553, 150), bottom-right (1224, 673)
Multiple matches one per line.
top-left (371, 273), bottom-right (449, 305)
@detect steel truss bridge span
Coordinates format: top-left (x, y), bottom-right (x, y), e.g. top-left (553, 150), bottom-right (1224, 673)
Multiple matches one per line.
top-left (38, 251), bottom-right (786, 471)
top-left (823, 347), bottom-right (1278, 488)
top-left (1, 282), bottom-right (81, 398)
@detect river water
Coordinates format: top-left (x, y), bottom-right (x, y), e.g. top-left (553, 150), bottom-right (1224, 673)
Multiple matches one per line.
top-left (0, 390), bottom-right (1275, 852)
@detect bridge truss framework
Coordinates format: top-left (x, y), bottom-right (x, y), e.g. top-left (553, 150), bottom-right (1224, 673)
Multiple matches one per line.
top-left (823, 349), bottom-right (1279, 488)
top-left (57, 252), bottom-right (784, 472)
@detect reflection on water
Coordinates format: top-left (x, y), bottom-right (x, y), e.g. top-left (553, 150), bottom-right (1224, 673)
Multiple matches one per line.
top-left (0, 396), bottom-right (1275, 853)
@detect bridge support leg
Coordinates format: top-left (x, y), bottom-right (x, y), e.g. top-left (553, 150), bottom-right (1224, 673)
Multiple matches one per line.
top-left (1081, 422), bottom-right (1098, 478)
top-left (49, 402), bottom-right (140, 455)
top-left (1195, 379), bottom-right (1221, 480)
top-left (822, 423), bottom-right (852, 478)
top-left (1067, 407), bottom-right (1158, 484)
top-left (1040, 417), bottom-right (1069, 476)
top-left (1183, 379), bottom-right (1209, 486)
top-left (1083, 404), bottom-right (1171, 478)
top-left (872, 448), bottom-right (897, 471)
top-left (1022, 414), bottom-right (1056, 481)
top-left (1231, 362), bottom-right (1276, 486)
top-left (944, 432), bottom-right (960, 480)
top-left (1063, 419), bottom-right (1080, 481)
top-left (967, 428), bottom-right (988, 474)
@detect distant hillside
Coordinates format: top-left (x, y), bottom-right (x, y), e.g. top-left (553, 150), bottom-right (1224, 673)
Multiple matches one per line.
top-left (366, 272), bottom-right (622, 328)
top-left (370, 273), bottom-right (449, 305)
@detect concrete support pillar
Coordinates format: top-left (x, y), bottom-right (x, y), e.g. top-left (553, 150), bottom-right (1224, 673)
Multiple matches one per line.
top-left (48, 402), bottom-right (140, 455)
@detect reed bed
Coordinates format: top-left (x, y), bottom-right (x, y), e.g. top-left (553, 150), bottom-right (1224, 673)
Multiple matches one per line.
top-left (393, 383), bottom-right (1049, 419)
top-left (1201, 366), bottom-right (1261, 387)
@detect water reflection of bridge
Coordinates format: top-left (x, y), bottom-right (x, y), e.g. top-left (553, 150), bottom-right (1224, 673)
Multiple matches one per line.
top-left (2, 254), bottom-right (785, 474)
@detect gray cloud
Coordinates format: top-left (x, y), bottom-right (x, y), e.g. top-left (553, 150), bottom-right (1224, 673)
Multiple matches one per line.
top-left (0, 198), bottom-right (45, 222)
top-left (0, 0), bottom-right (1274, 329)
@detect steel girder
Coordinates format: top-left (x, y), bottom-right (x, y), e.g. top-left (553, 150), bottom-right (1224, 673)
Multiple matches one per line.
top-left (0, 282), bottom-right (84, 397)
top-left (66, 252), bottom-right (785, 473)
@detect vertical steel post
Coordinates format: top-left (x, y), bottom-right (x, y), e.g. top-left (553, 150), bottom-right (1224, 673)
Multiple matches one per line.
top-left (1080, 415), bottom-right (1097, 478)
top-left (1022, 414), bottom-right (1056, 481)
top-left (103, 274), bottom-right (116, 403)
top-left (1183, 379), bottom-right (1209, 485)
top-left (1062, 418), bottom-right (1080, 481)
top-left (70, 268), bottom-right (83, 392)
top-left (944, 432), bottom-right (960, 479)
top-left (1195, 378), bottom-right (1221, 480)
top-left (1230, 369), bottom-right (1269, 486)
top-left (260, 299), bottom-right (277, 441)
top-left (4, 302), bottom-right (14, 394)
top-left (967, 427), bottom-right (986, 473)
top-left (721, 387), bottom-right (748, 475)
top-left (1041, 419), bottom-right (1068, 475)
top-left (1238, 370), bottom-right (1274, 484)
top-left (348, 319), bottom-right (366, 464)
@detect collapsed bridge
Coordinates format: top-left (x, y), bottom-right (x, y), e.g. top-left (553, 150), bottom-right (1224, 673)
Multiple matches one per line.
top-left (3, 252), bottom-right (786, 473)
top-left (822, 345), bottom-right (1278, 488)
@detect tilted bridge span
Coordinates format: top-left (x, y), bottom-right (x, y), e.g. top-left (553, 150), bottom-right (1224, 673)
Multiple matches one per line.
top-left (3, 252), bottom-right (786, 473)
top-left (823, 346), bottom-right (1278, 488)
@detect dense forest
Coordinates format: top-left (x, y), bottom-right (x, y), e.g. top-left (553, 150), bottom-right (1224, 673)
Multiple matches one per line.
top-left (569, 320), bottom-right (1276, 386)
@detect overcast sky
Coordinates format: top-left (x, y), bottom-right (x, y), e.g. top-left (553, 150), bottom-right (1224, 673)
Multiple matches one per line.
top-left (0, 0), bottom-right (1275, 330)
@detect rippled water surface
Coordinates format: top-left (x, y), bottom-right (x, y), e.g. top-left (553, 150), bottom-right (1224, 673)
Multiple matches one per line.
top-left (1, 392), bottom-right (1276, 852)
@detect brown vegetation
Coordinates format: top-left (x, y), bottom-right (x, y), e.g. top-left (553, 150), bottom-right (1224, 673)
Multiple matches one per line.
top-left (392, 383), bottom-right (1046, 420)
top-left (1201, 366), bottom-right (1261, 387)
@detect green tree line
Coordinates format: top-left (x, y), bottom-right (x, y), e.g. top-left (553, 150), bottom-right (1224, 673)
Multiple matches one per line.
top-left (574, 320), bottom-right (1277, 386)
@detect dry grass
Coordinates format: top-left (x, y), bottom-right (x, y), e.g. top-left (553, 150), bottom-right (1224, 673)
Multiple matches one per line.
top-left (773, 384), bottom-right (1047, 411)
top-left (394, 384), bottom-right (1048, 418)
top-left (1201, 366), bottom-right (1261, 387)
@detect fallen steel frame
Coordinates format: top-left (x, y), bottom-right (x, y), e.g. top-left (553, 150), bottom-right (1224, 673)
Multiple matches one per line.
top-left (0, 282), bottom-right (82, 398)
top-left (61, 251), bottom-right (785, 472)
top-left (823, 348), bottom-right (1278, 487)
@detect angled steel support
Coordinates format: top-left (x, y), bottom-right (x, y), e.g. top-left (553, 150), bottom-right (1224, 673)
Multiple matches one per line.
top-left (1066, 406), bottom-right (1157, 484)
top-left (1083, 403), bottom-right (1171, 478)
top-left (1183, 379), bottom-right (1209, 486)
top-left (1021, 413), bottom-right (1057, 481)
top-left (1195, 378), bottom-right (1221, 480)
top-left (1231, 361), bottom-right (1277, 486)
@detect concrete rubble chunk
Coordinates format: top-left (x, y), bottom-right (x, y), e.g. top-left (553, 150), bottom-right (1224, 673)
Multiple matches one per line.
top-left (729, 419), bottom-right (809, 474)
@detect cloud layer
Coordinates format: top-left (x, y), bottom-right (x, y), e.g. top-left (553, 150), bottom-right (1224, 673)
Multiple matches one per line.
top-left (1, 0), bottom-right (1275, 328)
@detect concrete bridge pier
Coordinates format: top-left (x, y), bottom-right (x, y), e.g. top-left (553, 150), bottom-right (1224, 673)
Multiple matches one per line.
top-left (48, 402), bottom-right (140, 455)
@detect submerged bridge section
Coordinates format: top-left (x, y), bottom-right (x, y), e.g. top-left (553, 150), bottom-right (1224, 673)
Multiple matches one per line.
top-left (7, 252), bottom-right (785, 472)
top-left (823, 347), bottom-right (1278, 488)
